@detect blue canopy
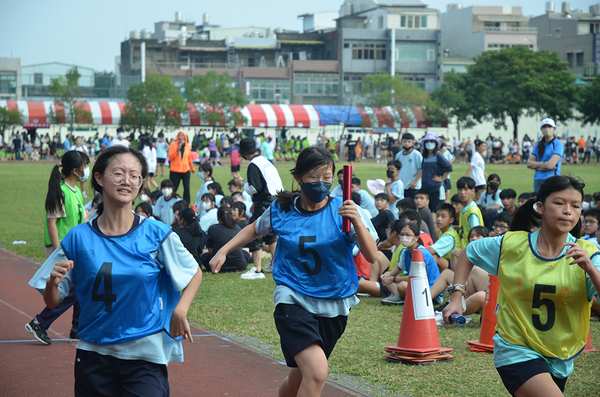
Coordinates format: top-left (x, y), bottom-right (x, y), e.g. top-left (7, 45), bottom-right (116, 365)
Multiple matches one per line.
top-left (314, 106), bottom-right (364, 126)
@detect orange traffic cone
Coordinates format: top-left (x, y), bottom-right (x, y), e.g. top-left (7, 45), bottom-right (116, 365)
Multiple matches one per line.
top-left (582, 331), bottom-right (598, 353)
top-left (467, 275), bottom-right (499, 353)
top-left (384, 249), bottom-right (453, 364)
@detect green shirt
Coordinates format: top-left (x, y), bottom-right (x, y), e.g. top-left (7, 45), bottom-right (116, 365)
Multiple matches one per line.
top-left (44, 183), bottom-right (85, 247)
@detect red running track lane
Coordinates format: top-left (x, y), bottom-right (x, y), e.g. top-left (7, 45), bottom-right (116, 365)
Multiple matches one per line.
top-left (0, 249), bottom-right (367, 397)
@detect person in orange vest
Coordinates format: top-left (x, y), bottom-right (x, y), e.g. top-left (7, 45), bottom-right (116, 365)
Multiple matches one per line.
top-left (168, 131), bottom-right (195, 204)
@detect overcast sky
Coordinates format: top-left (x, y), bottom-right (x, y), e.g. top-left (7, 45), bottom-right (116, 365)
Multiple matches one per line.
top-left (1, 0), bottom-right (596, 72)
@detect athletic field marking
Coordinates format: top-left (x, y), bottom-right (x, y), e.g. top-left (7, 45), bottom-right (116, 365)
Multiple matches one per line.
top-left (0, 334), bottom-right (220, 343)
top-left (0, 298), bottom-right (64, 337)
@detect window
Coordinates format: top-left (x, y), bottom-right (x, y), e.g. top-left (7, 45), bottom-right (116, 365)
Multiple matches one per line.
top-left (395, 43), bottom-right (435, 61)
top-left (34, 73), bottom-right (43, 85)
top-left (247, 79), bottom-right (290, 103)
top-left (567, 52), bottom-right (574, 68)
top-left (576, 52), bottom-right (584, 67)
top-left (294, 74), bottom-right (340, 97)
top-left (344, 43), bottom-right (350, 48)
top-left (400, 15), bottom-right (428, 29)
top-left (352, 43), bottom-right (387, 60)
top-left (0, 74), bottom-right (17, 94)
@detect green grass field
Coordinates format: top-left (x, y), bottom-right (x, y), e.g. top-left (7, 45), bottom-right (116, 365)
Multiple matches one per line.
top-left (1, 158), bottom-right (599, 397)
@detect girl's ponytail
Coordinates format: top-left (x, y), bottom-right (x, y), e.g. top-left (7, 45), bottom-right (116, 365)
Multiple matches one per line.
top-left (509, 198), bottom-right (540, 233)
top-left (217, 206), bottom-right (236, 229)
top-left (45, 164), bottom-right (64, 214)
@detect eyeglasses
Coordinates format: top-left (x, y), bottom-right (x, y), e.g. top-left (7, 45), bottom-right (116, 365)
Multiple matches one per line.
top-left (106, 172), bottom-right (144, 188)
top-left (494, 224), bottom-right (508, 230)
top-left (584, 220), bottom-right (598, 225)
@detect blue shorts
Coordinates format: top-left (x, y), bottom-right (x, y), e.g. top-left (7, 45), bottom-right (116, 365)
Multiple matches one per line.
top-left (75, 349), bottom-right (169, 397)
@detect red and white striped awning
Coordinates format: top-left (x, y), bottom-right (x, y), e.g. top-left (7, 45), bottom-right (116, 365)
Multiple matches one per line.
top-left (0, 100), bottom-right (125, 128)
top-left (240, 104), bottom-right (322, 128)
top-left (356, 106), bottom-right (415, 129)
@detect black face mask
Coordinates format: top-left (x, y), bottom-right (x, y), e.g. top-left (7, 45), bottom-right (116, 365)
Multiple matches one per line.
top-left (403, 146), bottom-right (413, 153)
top-left (338, 179), bottom-right (343, 186)
top-left (386, 169), bottom-right (395, 178)
top-left (489, 182), bottom-right (500, 190)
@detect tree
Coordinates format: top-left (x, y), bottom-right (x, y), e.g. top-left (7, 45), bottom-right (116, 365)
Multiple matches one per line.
top-left (49, 67), bottom-right (92, 134)
top-left (0, 106), bottom-right (25, 137)
top-left (121, 74), bottom-right (186, 135)
top-left (184, 71), bottom-right (247, 138)
top-left (463, 47), bottom-right (577, 140)
top-left (428, 72), bottom-right (475, 140)
top-left (578, 76), bottom-right (600, 126)
top-left (359, 72), bottom-right (428, 136)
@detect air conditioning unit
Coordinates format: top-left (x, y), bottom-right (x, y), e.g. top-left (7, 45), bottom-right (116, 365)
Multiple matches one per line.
top-left (274, 93), bottom-right (282, 104)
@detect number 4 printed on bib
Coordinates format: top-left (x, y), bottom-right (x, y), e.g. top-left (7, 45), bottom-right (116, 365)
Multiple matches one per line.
top-left (92, 262), bottom-right (117, 312)
top-left (411, 277), bottom-right (435, 320)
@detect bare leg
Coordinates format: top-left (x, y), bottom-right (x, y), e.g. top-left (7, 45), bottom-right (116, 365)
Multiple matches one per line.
top-left (358, 280), bottom-right (382, 297)
top-left (370, 252), bottom-right (390, 282)
top-left (466, 267), bottom-right (489, 296)
top-left (279, 343), bottom-right (328, 397)
top-left (252, 250), bottom-right (263, 272)
top-left (397, 281), bottom-right (408, 297)
top-left (464, 291), bottom-right (485, 315)
top-left (592, 297), bottom-right (600, 314)
top-left (430, 269), bottom-right (455, 297)
top-left (513, 372), bottom-right (564, 397)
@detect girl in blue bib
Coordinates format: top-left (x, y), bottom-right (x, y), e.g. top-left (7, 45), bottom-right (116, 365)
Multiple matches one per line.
top-left (444, 176), bottom-right (600, 397)
top-left (210, 147), bottom-right (378, 397)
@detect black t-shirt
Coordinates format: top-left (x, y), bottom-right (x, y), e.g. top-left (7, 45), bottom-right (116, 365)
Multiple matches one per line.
top-left (173, 225), bottom-right (203, 265)
top-left (370, 210), bottom-right (395, 241)
top-left (346, 140), bottom-right (357, 155)
top-left (392, 145), bottom-right (400, 158)
top-left (206, 223), bottom-right (247, 272)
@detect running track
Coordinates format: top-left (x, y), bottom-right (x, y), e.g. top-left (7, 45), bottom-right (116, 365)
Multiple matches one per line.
top-left (0, 249), bottom-right (366, 397)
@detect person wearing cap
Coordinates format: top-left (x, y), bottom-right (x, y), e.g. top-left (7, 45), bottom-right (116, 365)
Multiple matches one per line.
top-left (527, 118), bottom-right (564, 192)
top-left (260, 135), bottom-right (276, 163)
top-left (420, 132), bottom-right (453, 212)
top-left (235, 137), bottom-right (284, 278)
top-left (395, 132), bottom-right (423, 200)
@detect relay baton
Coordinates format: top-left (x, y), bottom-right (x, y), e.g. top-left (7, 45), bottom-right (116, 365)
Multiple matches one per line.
top-left (342, 164), bottom-right (353, 233)
top-left (449, 312), bottom-right (467, 326)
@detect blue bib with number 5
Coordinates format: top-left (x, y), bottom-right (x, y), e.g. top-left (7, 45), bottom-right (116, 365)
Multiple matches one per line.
top-left (270, 196), bottom-right (358, 299)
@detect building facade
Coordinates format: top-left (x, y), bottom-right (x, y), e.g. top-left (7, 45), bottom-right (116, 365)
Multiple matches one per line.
top-left (0, 58), bottom-right (21, 100)
top-left (441, 5), bottom-right (537, 60)
top-left (529, 2), bottom-right (600, 79)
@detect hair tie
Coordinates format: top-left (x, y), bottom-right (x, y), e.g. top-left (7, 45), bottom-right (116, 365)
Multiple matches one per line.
top-left (57, 161), bottom-right (62, 167)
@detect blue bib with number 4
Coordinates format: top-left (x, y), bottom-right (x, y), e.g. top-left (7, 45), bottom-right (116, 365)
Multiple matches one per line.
top-left (270, 196), bottom-right (358, 299)
top-left (60, 219), bottom-right (179, 345)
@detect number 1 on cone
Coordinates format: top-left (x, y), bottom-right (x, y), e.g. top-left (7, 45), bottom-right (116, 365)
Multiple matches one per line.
top-left (411, 277), bottom-right (435, 320)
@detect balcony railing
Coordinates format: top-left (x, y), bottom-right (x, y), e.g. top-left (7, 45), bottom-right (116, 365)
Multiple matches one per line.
top-left (484, 26), bottom-right (538, 33)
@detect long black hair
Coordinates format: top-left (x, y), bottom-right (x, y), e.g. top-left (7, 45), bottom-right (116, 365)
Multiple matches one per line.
top-left (276, 147), bottom-right (335, 212)
top-left (45, 150), bottom-right (90, 214)
top-left (91, 146), bottom-right (148, 216)
top-left (208, 182), bottom-right (224, 196)
top-left (217, 206), bottom-right (236, 229)
top-left (510, 175), bottom-right (585, 237)
top-left (179, 208), bottom-right (202, 237)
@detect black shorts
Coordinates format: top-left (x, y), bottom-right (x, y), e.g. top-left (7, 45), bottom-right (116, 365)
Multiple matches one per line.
top-left (157, 158), bottom-right (166, 164)
top-left (273, 303), bottom-right (347, 367)
top-left (247, 199), bottom-right (278, 251)
top-left (75, 349), bottom-right (169, 397)
top-left (231, 165), bottom-right (240, 172)
top-left (348, 153), bottom-right (356, 162)
top-left (496, 358), bottom-right (567, 396)
top-left (475, 184), bottom-right (486, 192)
top-left (148, 172), bottom-right (155, 177)
top-left (210, 151), bottom-right (217, 158)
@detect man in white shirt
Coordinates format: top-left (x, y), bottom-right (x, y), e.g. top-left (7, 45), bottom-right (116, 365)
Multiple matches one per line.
top-left (465, 140), bottom-right (488, 201)
top-left (109, 127), bottom-right (130, 148)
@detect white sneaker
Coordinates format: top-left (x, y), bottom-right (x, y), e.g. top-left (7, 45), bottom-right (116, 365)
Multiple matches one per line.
top-left (240, 267), bottom-right (265, 279)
